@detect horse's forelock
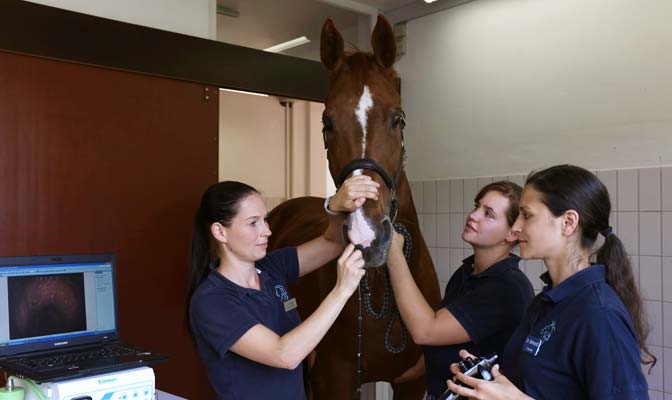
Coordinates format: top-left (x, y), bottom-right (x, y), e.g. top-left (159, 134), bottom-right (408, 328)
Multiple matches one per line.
top-left (329, 52), bottom-right (398, 84)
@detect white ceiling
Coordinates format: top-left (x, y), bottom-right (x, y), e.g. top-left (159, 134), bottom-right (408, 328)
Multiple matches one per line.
top-left (215, 0), bottom-right (426, 61)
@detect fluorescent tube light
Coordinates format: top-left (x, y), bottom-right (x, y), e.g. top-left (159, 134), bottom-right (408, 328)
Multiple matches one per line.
top-left (264, 36), bottom-right (310, 53)
top-left (219, 88), bottom-right (269, 97)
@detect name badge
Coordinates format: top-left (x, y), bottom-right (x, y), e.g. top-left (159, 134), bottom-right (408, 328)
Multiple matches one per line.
top-left (523, 335), bottom-right (543, 356)
top-left (283, 298), bottom-right (298, 312)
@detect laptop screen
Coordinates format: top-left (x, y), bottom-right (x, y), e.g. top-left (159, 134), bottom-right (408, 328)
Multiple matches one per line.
top-left (0, 254), bottom-right (118, 356)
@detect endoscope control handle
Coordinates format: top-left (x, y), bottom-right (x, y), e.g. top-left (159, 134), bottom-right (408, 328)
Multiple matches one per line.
top-left (437, 354), bottom-right (498, 400)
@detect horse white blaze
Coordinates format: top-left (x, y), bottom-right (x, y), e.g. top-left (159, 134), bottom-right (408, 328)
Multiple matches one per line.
top-left (348, 85), bottom-right (376, 248)
top-left (355, 85), bottom-right (373, 158)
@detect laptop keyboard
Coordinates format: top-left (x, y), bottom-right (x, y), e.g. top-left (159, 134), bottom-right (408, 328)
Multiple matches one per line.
top-left (15, 345), bottom-right (138, 369)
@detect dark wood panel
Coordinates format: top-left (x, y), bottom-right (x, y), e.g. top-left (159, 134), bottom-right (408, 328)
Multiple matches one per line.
top-left (0, 51), bottom-right (217, 399)
top-left (0, 0), bottom-right (328, 102)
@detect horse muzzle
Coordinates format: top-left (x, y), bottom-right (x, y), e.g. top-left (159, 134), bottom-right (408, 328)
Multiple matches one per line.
top-left (342, 212), bottom-right (392, 268)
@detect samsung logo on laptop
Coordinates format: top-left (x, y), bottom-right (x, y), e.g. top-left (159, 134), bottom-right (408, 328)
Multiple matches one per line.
top-left (54, 341), bottom-right (69, 346)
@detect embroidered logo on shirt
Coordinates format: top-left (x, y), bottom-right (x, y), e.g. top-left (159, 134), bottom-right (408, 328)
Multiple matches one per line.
top-left (274, 285), bottom-right (289, 302)
top-left (540, 320), bottom-right (556, 342)
top-left (275, 284), bottom-right (298, 312)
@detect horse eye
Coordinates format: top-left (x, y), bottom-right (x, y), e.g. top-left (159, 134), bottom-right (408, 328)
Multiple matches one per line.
top-left (392, 113), bottom-right (406, 130)
top-left (322, 117), bottom-right (333, 132)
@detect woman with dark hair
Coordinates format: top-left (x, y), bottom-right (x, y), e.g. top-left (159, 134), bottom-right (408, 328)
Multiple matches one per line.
top-left (447, 165), bottom-right (655, 400)
top-left (187, 177), bottom-right (378, 400)
top-left (387, 181), bottom-right (534, 399)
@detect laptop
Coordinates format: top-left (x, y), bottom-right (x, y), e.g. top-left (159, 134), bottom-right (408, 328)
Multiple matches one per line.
top-left (0, 254), bottom-right (168, 382)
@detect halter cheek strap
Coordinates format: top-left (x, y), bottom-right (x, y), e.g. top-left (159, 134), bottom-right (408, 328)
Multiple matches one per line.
top-left (325, 115), bottom-right (407, 223)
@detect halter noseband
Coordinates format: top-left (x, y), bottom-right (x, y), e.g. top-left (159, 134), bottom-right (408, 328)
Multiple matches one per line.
top-left (331, 143), bottom-right (406, 223)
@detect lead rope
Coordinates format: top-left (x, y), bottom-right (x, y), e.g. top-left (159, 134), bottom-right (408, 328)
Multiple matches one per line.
top-left (355, 222), bottom-right (413, 399)
top-left (356, 283), bottom-right (363, 399)
top-left (385, 223), bottom-right (412, 353)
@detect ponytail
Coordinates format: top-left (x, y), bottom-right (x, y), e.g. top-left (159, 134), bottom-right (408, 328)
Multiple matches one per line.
top-left (597, 232), bottom-right (657, 369)
top-left (187, 207), bottom-right (214, 315)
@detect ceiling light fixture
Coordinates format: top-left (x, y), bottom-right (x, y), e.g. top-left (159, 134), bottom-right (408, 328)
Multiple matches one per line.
top-left (424, 0), bottom-right (439, 3)
top-left (219, 88), bottom-right (269, 97)
top-left (263, 36), bottom-right (311, 53)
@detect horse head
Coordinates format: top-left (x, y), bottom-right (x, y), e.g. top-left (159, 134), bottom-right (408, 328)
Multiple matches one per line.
top-left (320, 15), bottom-right (405, 268)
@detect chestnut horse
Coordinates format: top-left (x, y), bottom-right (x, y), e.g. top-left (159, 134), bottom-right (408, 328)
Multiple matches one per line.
top-left (268, 15), bottom-right (441, 399)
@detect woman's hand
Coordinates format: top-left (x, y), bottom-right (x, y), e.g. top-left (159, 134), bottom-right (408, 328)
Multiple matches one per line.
top-left (390, 230), bottom-right (405, 258)
top-left (329, 175), bottom-right (379, 213)
top-left (446, 350), bottom-right (531, 400)
top-left (334, 244), bottom-right (366, 297)
top-left (324, 176), bottom-right (379, 243)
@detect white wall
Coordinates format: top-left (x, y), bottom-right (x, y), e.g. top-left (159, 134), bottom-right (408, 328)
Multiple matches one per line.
top-left (291, 101), bottom-right (332, 197)
top-left (399, 2), bottom-right (672, 397)
top-left (397, 0), bottom-right (672, 180)
top-left (25, 0), bottom-right (216, 39)
top-left (219, 91), bottom-right (287, 198)
top-left (218, 90), bottom-right (329, 209)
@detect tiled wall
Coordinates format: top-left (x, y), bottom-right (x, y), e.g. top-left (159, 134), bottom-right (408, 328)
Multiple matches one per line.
top-left (411, 166), bottom-right (672, 399)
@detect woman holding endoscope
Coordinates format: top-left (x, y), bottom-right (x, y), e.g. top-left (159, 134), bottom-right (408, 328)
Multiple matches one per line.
top-left (447, 165), bottom-right (655, 400)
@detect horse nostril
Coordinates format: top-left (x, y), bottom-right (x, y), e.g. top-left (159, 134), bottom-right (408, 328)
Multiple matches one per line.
top-left (380, 218), bottom-right (392, 244)
top-left (342, 224), bottom-right (350, 244)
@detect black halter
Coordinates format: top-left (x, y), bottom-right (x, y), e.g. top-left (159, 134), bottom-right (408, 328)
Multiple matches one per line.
top-left (326, 137), bottom-right (407, 223)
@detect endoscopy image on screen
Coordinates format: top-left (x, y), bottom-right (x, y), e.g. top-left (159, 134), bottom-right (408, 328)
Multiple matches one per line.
top-left (8, 273), bottom-right (87, 340)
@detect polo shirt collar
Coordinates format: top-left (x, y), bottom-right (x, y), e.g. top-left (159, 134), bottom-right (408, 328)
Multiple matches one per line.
top-left (207, 260), bottom-right (267, 296)
top-left (461, 254), bottom-right (521, 279)
top-left (541, 264), bottom-right (606, 303)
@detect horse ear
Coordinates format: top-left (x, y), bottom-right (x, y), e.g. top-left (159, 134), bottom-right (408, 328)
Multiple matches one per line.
top-left (371, 15), bottom-right (396, 69)
top-left (320, 18), bottom-right (344, 70)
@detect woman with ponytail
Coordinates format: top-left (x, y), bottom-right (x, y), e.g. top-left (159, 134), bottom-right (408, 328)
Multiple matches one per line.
top-left (187, 177), bottom-right (378, 400)
top-left (447, 165), bottom-right (654, 400)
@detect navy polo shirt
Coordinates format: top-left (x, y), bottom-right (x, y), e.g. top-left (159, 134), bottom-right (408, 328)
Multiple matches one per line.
top-left (189, 247), bottom-right (305, 400)
top-left (502, 265), bottom-right (649, 400)
top-left (424, 255), bottom-right (534, 399)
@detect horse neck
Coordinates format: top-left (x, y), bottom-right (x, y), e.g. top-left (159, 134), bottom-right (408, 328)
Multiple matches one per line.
top-left (394, 173), bottom-right (421, 230)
